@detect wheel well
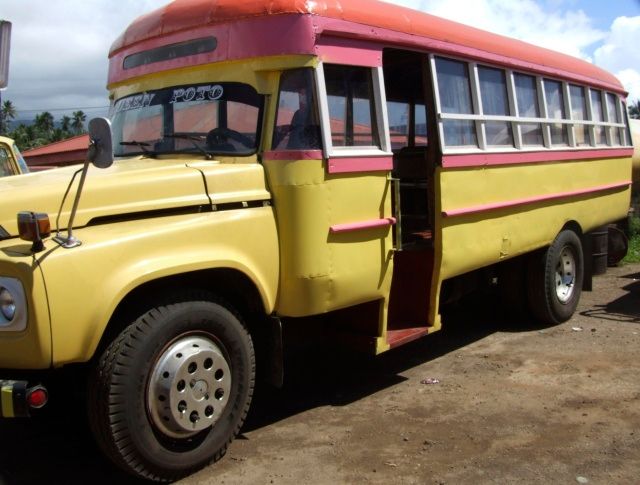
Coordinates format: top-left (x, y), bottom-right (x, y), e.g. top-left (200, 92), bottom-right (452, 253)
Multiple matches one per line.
top-left (561, 220), bottom-right (583, 237)
top-left (96, 268), bottom-right (267, 357)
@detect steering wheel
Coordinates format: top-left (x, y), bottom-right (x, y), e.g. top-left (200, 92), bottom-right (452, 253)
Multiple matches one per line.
top-left (206, 127), bottom-right (253, 149)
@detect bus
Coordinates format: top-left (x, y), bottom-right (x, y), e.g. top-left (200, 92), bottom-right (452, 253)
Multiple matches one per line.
top-left (0, 135), bottom-right (28, 176)
top-left (0, 0), bottom-right (633, 480)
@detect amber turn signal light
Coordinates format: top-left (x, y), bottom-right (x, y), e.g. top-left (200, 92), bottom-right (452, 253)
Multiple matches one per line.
top-left (17, 212), bottom-right (51, 252)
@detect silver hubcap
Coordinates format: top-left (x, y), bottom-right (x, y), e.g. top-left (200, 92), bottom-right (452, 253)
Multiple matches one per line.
top-left (555, 246), bottom-right (576, 303)
top-left (148, 335), bottom-right (231, 438)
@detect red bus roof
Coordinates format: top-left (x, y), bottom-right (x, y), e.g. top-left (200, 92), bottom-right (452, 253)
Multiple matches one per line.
top-left (110, 0), bottom-right (624, 94)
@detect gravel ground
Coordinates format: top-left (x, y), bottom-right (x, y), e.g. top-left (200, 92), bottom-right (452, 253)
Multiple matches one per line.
top-left (0, 263), bottom-right (638, 485)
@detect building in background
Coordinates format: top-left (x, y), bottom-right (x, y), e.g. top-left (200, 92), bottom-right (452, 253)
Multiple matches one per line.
top-left (22, 134), bottom-right (89, 171)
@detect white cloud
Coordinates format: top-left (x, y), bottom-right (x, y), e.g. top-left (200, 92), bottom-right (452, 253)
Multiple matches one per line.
top-left (2, 0), bottom-right (168, 118)
top-left (594, 16), bottom-right (640, 101)
top-left (388, 1), bottom-right (640, 101)
top-left (2, 0), bottom-right (639, 121)
top-left (387, 0), bottom-right (605, 59)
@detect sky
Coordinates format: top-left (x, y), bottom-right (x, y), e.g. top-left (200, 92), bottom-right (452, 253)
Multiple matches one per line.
top-left (1, 0), bottom-right (639, 123)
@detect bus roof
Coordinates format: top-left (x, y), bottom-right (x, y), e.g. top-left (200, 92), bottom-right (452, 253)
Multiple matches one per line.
top-left (110, 0), bottom-right (624, 95)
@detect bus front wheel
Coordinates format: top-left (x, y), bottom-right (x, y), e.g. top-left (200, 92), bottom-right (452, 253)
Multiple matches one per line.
top-left (88, 294), bottom-right (255, 482)
top-left (527, 230), bottom-right (584, 325)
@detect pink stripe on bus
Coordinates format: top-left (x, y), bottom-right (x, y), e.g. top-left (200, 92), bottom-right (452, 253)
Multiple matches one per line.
top-left (263, 150), bottom-right (323, 160)
top-left (327, 156), bottom-right (392, 174)
top-left (330, 217), bottom-right (397, 234)
top-left (442, 148), bottom-right (634, 168)
top-left (443, 181), bottom-right (631, 218)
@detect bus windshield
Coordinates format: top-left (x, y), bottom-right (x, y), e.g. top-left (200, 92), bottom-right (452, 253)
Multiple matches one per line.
top-left (110, 82), bottom-right (264, 158)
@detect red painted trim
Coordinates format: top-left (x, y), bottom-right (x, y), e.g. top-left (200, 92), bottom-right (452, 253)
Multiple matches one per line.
top-left (387, 327), bottom-right (431, 349)
top-left (316, 37), bottom-right (382, 67)
top-left (328, 156), bottom-right (392, 174)
top-left (443, 181), bottom-right (631, 218)
top-left (110, 13), bottom-right (625, 95)
top-left (112, 1), bottom-right (623, 94)
top-left (314, 18), bottom-right (625, 95)
top-left (330, 217), bottom-right (396, 233)
top-left (442, 148), bottom-right (634, 168)
top-left (109, 15), bottom-right (317, 84)
top-left (263, 150), bottom-right (323, 160)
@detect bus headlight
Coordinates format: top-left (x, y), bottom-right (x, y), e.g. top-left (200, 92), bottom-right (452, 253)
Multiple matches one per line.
top-left (0, 278), bottom-right (27, 331)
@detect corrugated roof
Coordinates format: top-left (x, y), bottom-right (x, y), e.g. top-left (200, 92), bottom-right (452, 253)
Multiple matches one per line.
top-left (22, 134), bottom-right (90, 157)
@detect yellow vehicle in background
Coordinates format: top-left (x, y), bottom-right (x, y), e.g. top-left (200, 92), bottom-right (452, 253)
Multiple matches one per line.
top-left (0, 135), bottom-right (28, 176)
top-left (0, 0), bottom-right (634, 481)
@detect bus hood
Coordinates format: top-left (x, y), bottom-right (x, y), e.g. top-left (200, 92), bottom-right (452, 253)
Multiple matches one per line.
top-left (0, 157), bottom-right (269, 238)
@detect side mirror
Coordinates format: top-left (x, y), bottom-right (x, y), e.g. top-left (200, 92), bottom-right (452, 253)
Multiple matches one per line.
top-left (87, 117), bottom-right (114, 169)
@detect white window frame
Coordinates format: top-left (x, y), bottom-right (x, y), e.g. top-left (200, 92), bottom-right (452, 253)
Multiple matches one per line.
top-left (315, 62), bottom-right (392, 159)
top-left (430, 53), bottom-right (631, 154)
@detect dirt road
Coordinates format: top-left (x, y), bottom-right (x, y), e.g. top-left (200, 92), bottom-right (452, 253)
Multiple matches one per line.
top-left (0, 264), bottom-right (638, 484)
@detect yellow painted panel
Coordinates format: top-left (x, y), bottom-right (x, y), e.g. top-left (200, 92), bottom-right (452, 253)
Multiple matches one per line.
top-left (109, 55), bottom-right (318, 98)
top-left (440, 157), bottom-right (631, 212)
top-left (1, 386), bottom-right (14, 418)
top-left (264, 158), bottom-right (393, 316)
top-left (38, 207), bottom-right (279, 365)
top-left (438, 157), bottom-right (632, 280)
top-left (0, 248), bottom-right (52, 369)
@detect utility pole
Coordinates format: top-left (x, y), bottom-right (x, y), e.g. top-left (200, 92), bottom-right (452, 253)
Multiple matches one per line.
top-left (0, 20), bottom-right (12, 133)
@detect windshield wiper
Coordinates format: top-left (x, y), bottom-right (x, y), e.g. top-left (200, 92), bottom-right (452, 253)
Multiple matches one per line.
top-left (120, 141), bottom-right (156, 158)
top-left (164, 134), bottom-right (213, 160)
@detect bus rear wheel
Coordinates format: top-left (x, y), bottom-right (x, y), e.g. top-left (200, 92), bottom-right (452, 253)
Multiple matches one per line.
top-left (527, 230), bottom-right (584, 325)
top-left (88, 295), bottom-right (255, 482)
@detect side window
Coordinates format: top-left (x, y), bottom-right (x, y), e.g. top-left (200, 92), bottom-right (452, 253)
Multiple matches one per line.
top-left (415, 104), bottom-right (428, 146)
top-left (590, 89), bottom-right (606, 146)
top-left (569, 85), bottom-right (591, 147)
top-left (478, 65), bottom-right (513, 147)
top-left (386, 102), bottom-right (428, 150)
top-left (272, 68), bottom-right (321, 150)
top-left (324, 64), bottom-right (380, 148)
top-left (387, 101), bottom-right (410, 150)
top-left (12, 144), bottom-right (29, 173)
top-left (544, 79), bottom-right (568, 146)
top-left (435, 57), bottom-right (477, 148)
top-left (606, 92), bottom-right (622, 146)
top-left (0, 147), bottom-right (14, 176)
top-left (514, 73), bottom-right (544, 146)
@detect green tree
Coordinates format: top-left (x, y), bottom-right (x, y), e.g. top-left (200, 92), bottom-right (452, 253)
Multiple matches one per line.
top-left (71, 110), bottom-right (86, 134)
top-left (34, 111), bottom-right (55, 134)
top-left (0, 99), bottom-right (16, 135)
top-left (60, 115), bottom-right (72, 133)
top-left (10, 124), bottom-right (38, 150)
top-left (629, 100), bottom-right (640, 119)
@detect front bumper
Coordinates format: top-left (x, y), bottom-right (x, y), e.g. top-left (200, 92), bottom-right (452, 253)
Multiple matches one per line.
top-left (0, 380), bottom-right (47, 417)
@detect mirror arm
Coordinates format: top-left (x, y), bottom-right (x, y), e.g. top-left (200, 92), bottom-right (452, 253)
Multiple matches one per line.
top-left (53, 118), bottom-right (113, 249)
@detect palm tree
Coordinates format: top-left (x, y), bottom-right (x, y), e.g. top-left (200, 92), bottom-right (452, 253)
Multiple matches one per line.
top-left (0, 100), bottom-right (16, 134)
top-left (60, 115), bottom-right (72, 133)
top-left (629, 100), bottom-right (640, 119)
top-left (71, 110), bottom-right (86, 134)
top-left (34, 111), bottom-right (55, 134)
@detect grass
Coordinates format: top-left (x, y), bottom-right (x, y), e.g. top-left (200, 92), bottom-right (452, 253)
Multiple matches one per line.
top-left (625, 234), bottom-right (640, 263)
top-left (623, 215), bottom-right (640, 264)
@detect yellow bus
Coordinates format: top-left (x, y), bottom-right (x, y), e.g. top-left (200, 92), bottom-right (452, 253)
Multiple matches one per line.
top-left (0, 135), bottom-right (28, 176)
top-left (0, 0), bottom-right (633, 480)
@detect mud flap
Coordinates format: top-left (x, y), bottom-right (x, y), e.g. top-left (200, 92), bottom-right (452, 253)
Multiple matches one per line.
top-left (581, 232), bottom-right (593, 292)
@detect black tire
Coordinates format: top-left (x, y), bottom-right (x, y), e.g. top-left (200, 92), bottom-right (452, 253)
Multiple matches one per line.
top-left (88, 293), bottom-right (255, 482)
top-left (527, 230), bottom-right (584, 325)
